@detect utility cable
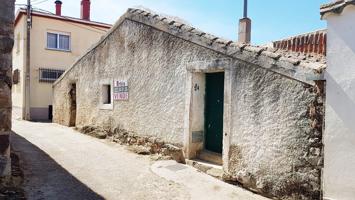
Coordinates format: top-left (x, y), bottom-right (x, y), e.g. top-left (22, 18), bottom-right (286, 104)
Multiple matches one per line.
top-left (32, 0), bottom-right (49, 5)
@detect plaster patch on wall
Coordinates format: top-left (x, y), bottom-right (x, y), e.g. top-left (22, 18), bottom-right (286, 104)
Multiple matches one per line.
top-left (192, 131), bottom-right (203, 143)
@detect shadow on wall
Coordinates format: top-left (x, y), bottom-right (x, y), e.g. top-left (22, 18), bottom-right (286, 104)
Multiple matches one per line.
top-left (10, 132), bottom-right (104, 200)
top-left (332, 15), bottom-right (355, 55)
top-left (326, 72), bottom-right (355, 132)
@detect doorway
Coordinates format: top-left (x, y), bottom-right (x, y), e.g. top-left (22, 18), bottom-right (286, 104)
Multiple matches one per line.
top-left (69, 83), bottom-right (76, 127)
top-left (48, 105), bottom-right (53, 121)
top-left (204, 72), bottom-right (224, 154)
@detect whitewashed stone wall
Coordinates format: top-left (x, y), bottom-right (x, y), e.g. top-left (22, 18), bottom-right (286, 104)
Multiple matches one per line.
top-left (229, 62), bottom-right (323, 199)
top-left (323, 5), bottom-right (355, 200)
top-left (53, 17), bottom-right (323, 199)
top-left (53, 20), bottom-right (225, 145)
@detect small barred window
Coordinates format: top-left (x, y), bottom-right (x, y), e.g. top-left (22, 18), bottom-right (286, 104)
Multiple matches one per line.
top-left (39, 68), bottom-right (65, 83)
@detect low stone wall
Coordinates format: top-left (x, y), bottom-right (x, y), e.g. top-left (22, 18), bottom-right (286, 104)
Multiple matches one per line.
top-left (78, 125), bottom-right (185, 163)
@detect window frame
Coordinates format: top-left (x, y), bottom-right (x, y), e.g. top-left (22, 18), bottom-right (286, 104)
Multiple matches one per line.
top-left (100, 81), bottom-right (113, 110)
top-left (39, 68), bottom-right (65, 83)
top-left (102, 84), bottom-right (112, 105)
top-left (46, 31), bottom-right (71, 52)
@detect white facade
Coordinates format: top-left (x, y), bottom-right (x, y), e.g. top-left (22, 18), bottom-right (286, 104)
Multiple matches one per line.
top-left (323, 5), bottom-right (355, 200)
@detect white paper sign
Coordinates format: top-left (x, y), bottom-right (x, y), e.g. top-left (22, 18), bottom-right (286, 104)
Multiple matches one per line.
top-left (113, 80), bottom-right (129, 101)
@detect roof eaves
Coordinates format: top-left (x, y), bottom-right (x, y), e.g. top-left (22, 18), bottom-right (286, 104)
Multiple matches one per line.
top-left (321, 0), bottom-right (355, 18)
top-left (15, 8), bottom-right (112, 28)
top-left (126, 8), bottom-right (325, 85)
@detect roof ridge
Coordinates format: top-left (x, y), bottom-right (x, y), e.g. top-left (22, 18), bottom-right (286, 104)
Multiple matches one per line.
top-left (126, 8), bottom-right (325, 84)
top-left (272, 29), bottom-right (326, 42)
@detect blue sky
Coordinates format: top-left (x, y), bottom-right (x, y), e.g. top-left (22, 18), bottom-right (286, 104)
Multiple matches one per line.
top-left (16, 0), bottom-right (330, 45)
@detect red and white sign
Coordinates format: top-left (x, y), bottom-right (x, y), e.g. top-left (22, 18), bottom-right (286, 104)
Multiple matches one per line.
top-left (113, 80), bottom-right (129, 101)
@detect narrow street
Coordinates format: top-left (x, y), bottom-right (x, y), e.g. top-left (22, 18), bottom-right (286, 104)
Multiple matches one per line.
top-left (11, 119), bottom-right (268, 200)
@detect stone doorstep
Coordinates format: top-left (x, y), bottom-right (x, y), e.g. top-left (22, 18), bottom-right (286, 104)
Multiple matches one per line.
top-left (185, 159), bottom-right (224, 180)
top-left (197, 150), bottom-right (223, 165)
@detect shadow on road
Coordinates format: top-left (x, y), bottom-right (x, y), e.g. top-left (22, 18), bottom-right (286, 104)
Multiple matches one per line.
top-left (11, 132), bottom-right (104, 200)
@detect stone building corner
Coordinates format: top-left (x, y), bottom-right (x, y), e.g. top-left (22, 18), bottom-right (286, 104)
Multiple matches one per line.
top-left (0, 0), bottom-right (15, 178)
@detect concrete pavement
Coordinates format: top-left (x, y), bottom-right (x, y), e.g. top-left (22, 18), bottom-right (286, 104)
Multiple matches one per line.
top-left (11, 119), bottom-right (268, 200)
top-left (151, 160), bottom-right (269, 200)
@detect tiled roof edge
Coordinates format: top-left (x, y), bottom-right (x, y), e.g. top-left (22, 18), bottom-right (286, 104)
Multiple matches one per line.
top-left (16, 8), bottom-right (112, 28)
top-left (321, 0), bottom-right (355, 17)
top-left (54, 8), bottom-right (325, 86)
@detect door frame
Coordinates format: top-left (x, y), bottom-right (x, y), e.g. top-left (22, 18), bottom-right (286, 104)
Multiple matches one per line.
top-left (69, 83), bottom-right (77, 127)
top-left (183, 59), bottom-right (233, 170)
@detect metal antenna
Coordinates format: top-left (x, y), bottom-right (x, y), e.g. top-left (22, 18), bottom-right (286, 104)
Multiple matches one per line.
top-left (243, 0), bottom-right (248, 18)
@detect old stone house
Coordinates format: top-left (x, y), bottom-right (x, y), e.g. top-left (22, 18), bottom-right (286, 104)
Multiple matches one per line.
top-left (53, 8), bottom-right (325, 199)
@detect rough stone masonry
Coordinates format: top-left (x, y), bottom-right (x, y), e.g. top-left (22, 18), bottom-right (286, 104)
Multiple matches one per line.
top-left (0, 0), bottom-right (15, 177)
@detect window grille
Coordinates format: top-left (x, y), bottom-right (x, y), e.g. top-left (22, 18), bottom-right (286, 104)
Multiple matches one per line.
top-left (39, 68), bottom-right (65, 83)
top-left (47, 32), bottom-right (70, 51)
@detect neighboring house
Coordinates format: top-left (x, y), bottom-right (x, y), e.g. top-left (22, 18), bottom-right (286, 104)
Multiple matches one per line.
top-left (12, 0), bottom-right (111, 121)
top-left (320, 1), bottom-right (355, 200)
top-left (53, 8), bottom-right (325, 199)
top-left (273, 5), bottom-right (355, 198)
top-left (273, 29), bottom-right (327, 57)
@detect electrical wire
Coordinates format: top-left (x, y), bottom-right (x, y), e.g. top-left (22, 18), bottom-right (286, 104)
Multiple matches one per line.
top-left (32, 0), bottom-right (49, 5)
top-left (15, 0), bottom-right (41, 4)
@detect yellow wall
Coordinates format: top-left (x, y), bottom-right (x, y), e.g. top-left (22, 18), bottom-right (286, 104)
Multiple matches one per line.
top-left (12, 16), bottom-right (26, 116)
top-left (12, 13), bottom-right (110, 120)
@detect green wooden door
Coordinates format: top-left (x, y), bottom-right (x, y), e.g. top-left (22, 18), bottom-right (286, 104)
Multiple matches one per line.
top-left (205, 72), bottom-right (224, 153)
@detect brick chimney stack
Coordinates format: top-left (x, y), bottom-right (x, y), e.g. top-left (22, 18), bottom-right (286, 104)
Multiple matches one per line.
top-left (55, 0), bottom-right (62, 16)
top-left (238, 0), bottom-right (251, 44)
top-left (81, 0), bottom-right (91, 21)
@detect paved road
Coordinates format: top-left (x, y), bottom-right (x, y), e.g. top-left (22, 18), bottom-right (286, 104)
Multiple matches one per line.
top-left (11, 119), bottom-right (268, 200)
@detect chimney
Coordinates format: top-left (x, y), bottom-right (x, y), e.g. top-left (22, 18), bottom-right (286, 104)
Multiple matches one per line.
top-left (81, 0), bottom-right (91, 21)
top-left (55, 0), bottom-right (62, 16)
top-left (238, 0), bottom-right (251, 44)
